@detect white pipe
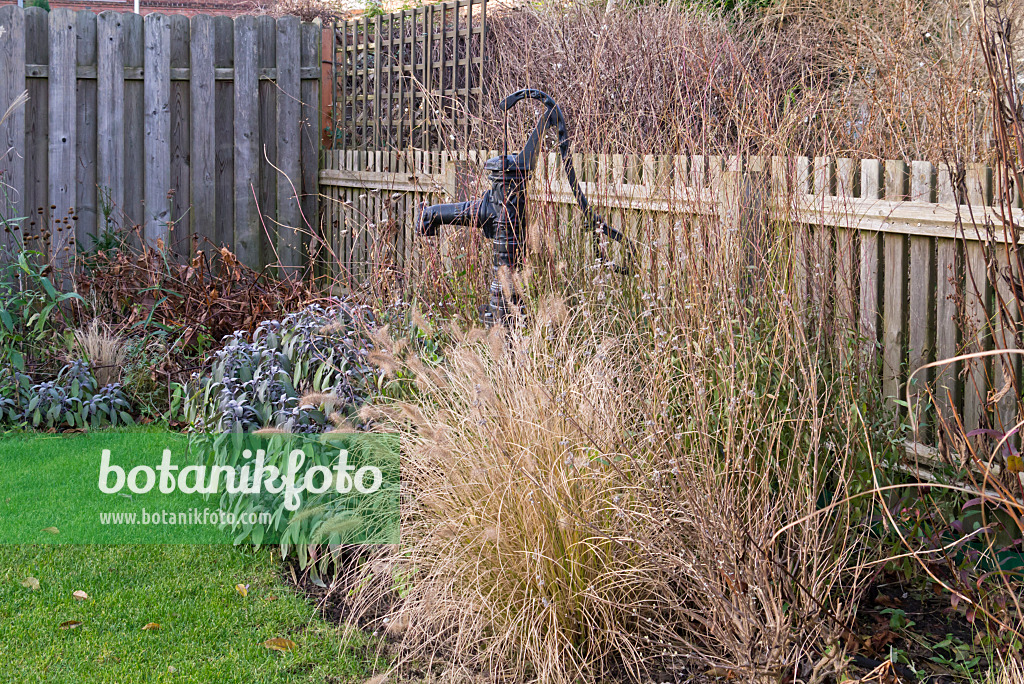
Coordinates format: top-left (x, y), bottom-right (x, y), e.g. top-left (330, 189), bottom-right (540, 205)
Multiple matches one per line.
top-left (134, 0), bottom-right (140, 13)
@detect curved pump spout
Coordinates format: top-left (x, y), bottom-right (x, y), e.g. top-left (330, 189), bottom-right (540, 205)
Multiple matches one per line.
top-left (416, 89), bottom-right (631, 327)
top-left (417, 197), bottom-right (493, 237)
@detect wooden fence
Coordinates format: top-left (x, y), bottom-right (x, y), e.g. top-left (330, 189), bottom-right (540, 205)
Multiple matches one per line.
top-left (329, 0), bottom-right (487, 152)
top-left (0, 6), bottom-right (321, 271)
top-left (321, 148), bottom-right (1024, 438)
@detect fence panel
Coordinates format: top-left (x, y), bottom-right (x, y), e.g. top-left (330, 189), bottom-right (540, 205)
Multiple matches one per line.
top-left (320, 149), bottom-right (1024, 445)
top-left (0, 7), bottom-right (321, 273)
top-left (330, 0), bottom-right (486, 152)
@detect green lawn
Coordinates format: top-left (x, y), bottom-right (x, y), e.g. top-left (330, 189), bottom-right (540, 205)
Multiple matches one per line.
top-left (0, 430), bottom-right (381, 683)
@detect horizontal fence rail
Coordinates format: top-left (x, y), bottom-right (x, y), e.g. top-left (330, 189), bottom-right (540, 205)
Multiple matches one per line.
top-left (0, 6), bottom-right (321, 272)
top-left (321, 148), bottom-right (1024, 443)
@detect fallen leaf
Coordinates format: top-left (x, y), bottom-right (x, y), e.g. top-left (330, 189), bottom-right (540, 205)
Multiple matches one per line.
top-left (41, 527), bottom-right (59, 535)
top-left (142, 622), bottom-right (161, 631)
top-left (864, 627), bottom-right (898, 657)
top-left (21, 577), bottom-right (40, 591)
top-left (262, 637), bottom-right (297, 652)
top-left (363, 675), bottom-right (388, 684)
top-left (59, 620), bottom-right (83, 630)
top-left (873, 592), bottom-right (901, 608)
top-left (263, 595), bottom-right (278, 602)
top-left (72, 590), bottom-right (89, 601)
top-left (235, 583), bottom-right (249, 597)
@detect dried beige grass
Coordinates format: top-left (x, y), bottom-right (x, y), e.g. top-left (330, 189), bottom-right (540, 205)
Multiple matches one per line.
top-left (987, 658), bottom-right (1024, 683)
top-left (73, 319), bottom-right (127, 386)
top-left (345, 273), bottom-right (872, 682)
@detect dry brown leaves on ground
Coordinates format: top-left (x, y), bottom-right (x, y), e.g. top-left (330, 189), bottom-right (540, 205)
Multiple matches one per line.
top-left (77, 240), bottom-right (311, 346)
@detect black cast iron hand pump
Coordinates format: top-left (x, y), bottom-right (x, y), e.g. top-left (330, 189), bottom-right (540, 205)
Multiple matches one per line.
top-left (416, 89), bottom-right (632, 327)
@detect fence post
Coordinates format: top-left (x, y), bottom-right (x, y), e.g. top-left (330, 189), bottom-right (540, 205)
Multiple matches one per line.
top-left (719, 155), bottom-right (768, 297)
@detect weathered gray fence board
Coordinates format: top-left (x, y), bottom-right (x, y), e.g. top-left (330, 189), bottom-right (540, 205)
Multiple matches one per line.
top-left (76, 10), bottom-right (98, 247)
top-left (213, 15), bottom-right (234, 250)
top-left (964, 242), bottom-right (988, 432)
top-left (994, 247), bottom-right (1019, 434)
top-left (276, 15), bottom-right (301, 272)
top-left (859, 160), bottom-right (882, 372)
top-left (97, 11), bottom-right (125, 235)
top-left (0, 5), bottom-right (25, 260)
top-left (24, 7), bottom-right (47, 249)
top-left (2, 7), bottom-right (318, 271)
top-left (299, 20), bottom-right (319, 274)
top-left (233, 14), bottom-right (258, 266)
top-left (189, 13), bottom-right (215, 247)
top-left (257, 14), bottom-right (277, 268)
top-left (907, 163), bottom-right (934, 407)
top-left (169, 13), bottom-right (190, 257)
top-left (122, 11), bottom-right (144, 232)
top-left (934, 237), bottom-right (959, 421)
top-left (143, 13), bottom-right (170, 246)
top-left (881, 160), bottom-right (907, 403)
top-left (49, 7), bottom-right (76, 271)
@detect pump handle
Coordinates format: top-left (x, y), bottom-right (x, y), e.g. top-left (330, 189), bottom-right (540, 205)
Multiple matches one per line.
top-left (499, 89), bottom-right (632, 270)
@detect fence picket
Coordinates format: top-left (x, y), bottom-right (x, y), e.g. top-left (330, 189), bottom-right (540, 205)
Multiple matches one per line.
top-left (811, 157), bottom-right (832, 331)
top-left (190, 14), bottom-right (215, 247)
top-left (24, 7), bottom-right (47, 248)
top-left (908, 161), bottom-right (935, 435)
top-left (233, 15), bottom-right (259, 266)
top-left (0, 4), bottom-right (25, 261)
top-left (122, 11), bottom-right (144, 233)
top-left (963, 241), bottom-right (989, 432)
top-left (257, 14), bottom-right (276, 269)
top-left (97, 11), bottom-right (124, 239)
top-left (168, 14), bottom-right (189, 258)
top-left (994, 247), bottom-right (1020, 437)
top-left (48, 8), bottom-right (76, 272)
top-left (213, 15), bottom-right (233, 249)
top-left (859, 160), bottom-right (883, 376)
top-left (835, 158), bottom-right (856, 333)
top-left (881, 161), bottom-right (908, 404)
top-left (299, 19), bottom-right (320, 276)
top-left (143, 13), bottom-right (170, 247)
top-left (76, 11), bottom-right (98, 249)
top-left (275, 15), bottom-right (301, 273)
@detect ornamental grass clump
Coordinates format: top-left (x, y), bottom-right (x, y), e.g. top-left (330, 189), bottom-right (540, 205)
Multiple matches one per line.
top-left (350, 308), bottom-right (666, 682)
top-left (348, 215), bottom-right (884, 681)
